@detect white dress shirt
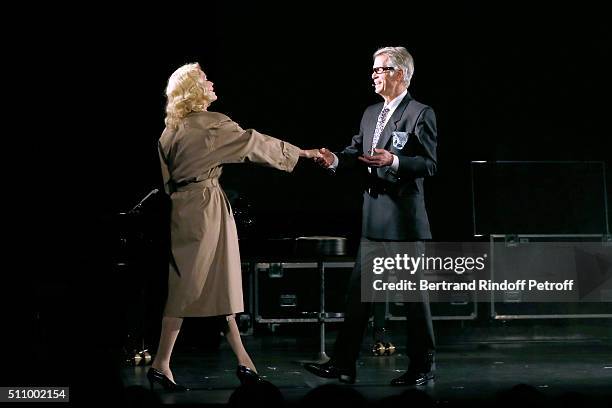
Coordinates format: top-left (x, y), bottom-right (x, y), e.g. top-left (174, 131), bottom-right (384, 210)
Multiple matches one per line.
top-left (330, 89), bottom-right (407, 171)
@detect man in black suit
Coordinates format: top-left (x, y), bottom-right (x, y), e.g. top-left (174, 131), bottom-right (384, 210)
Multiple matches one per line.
top-left (305, 46), bottom-right (437, 386)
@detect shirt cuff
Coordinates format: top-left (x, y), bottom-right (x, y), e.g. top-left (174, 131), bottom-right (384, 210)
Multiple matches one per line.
top-left (329, 153), bottom-right (339, 169)
top-left (389, 154), bottom-right (399, 172)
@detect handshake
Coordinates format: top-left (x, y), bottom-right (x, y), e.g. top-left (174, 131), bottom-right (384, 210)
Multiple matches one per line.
top-left (299, 148), bottom-right (334, 167)
top-left (300, 148), bottom-right (394, 168)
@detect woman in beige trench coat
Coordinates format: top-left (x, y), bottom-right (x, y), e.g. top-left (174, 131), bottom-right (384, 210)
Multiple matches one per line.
top-left (147, 63), bottom-right (321, 391)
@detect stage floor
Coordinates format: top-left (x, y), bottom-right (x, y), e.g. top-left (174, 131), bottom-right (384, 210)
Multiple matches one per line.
top-left (120, 334), bottom-right (612, 406)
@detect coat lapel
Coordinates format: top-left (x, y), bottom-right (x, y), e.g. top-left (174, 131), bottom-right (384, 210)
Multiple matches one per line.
top-left (375, 92), bottom-right (412, 151)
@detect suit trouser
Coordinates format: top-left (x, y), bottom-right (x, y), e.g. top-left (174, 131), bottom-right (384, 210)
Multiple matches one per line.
top-left (332, 239), bottom-right (435, 368)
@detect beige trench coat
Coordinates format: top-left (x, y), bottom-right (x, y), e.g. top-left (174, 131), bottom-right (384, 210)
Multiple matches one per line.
top-left (158, 111), bottom-right (301, 317)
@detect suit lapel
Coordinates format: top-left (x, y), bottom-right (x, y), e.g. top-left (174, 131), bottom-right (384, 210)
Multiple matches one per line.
top-left (375, 93), bottom-right (412, 151)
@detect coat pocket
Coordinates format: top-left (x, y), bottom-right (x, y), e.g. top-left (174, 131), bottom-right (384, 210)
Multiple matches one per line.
top-left (391, 131), bottom-right (410, 151)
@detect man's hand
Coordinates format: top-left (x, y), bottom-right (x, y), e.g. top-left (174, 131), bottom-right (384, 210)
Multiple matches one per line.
top-left (358, 148), bottom-right (394, 167)
top-left (314, 148), bottom-right (335, 168)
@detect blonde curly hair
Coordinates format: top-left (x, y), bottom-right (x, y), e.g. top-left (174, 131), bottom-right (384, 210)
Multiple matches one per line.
top-left (164, 63), bottom-right (216, 129)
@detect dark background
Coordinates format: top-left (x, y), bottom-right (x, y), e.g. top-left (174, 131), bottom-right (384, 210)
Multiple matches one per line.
top-left (64, 5), bottom-right (611, 243)
top-left (10, 3), bottom-right (612, 394)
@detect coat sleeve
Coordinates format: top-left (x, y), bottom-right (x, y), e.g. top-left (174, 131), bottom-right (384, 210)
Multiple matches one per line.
top-left (397, 107), bottom-right (437, 178)
top-left (209, 116), bottom-right (301, 172)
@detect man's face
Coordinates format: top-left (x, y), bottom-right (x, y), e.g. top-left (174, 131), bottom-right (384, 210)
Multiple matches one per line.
top-left (372, 54), bottom-right (403, 97)
top-left (200, 70), bottom-right (217, 101)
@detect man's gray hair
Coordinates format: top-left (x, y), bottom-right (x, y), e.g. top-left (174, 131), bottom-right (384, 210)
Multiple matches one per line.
top-left (374, 46), bottom-right (414, 88)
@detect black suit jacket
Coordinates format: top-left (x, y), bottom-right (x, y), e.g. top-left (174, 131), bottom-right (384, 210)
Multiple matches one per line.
top-left (337, 92), bottom-right (437, 240)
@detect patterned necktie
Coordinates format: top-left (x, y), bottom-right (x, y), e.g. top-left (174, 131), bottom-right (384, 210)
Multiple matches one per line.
top-left (370, 107), bottom-right (390, 155)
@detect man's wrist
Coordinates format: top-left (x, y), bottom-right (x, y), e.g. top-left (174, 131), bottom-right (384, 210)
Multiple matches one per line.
top-left (329, 153), bottom-right (339, 169)
top-left (389, 154), bottom-right (399, 171)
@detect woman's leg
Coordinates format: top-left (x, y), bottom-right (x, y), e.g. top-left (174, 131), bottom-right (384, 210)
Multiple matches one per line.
top-left (151, 316), bottom-right (183, 383)
top-left (224, 315), bottom-right (256, 372)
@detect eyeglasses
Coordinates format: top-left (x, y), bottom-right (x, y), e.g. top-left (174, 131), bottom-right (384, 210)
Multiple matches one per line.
top-left (372, 66), bottom-right (395, 74)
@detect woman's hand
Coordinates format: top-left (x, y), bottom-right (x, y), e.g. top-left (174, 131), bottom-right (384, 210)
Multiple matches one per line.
top-left (314, 148), bottom-right (335, 167)
top-left (300, 149), bottom-right (323, 159)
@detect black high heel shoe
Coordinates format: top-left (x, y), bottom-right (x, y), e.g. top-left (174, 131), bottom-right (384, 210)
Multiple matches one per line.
top-left (236, 365), bottom-right (265, 384)
top-left (147, 367), bottom-right (188, 392)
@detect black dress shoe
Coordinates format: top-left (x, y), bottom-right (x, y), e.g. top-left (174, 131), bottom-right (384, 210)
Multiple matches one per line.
top-left (147, 367), bottom-right (188, 391)
top-left (390, 370), bottom-right (435, 386)
top-left (236, 365), bottom-right (266, 385)
top-left (303, 360), bottom-right (356, 384)
top-left (391, 351), bottom-right (435, 386)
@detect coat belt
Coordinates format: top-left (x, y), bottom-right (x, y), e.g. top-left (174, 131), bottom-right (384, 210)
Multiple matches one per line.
top-left (175, 178), bottom-right (219, 192)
